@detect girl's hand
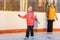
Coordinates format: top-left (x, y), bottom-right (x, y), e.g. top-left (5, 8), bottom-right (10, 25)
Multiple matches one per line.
top-left (18, 14), bottom-right (20, 17)
top-left (35, 19), bottom-right (37, 21)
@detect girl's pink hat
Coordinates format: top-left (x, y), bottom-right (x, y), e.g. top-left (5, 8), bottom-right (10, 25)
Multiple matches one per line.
top-left (28, 6), bottom-right (33, 12)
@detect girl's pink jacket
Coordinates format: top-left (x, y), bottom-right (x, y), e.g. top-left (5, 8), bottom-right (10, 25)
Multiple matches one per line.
top-left (18, 7), bottom-right (37, 26)
top-left (19, 13), bottom-right (37, 26)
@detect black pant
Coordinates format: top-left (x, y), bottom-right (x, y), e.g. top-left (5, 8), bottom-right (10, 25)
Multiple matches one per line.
top-left (47, 20), bottom-right (54, 32)
top-left (26, 26), bottom-right (34, 38)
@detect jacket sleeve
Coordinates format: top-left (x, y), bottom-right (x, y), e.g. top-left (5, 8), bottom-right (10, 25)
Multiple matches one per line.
top-left (33, 15), bottom-right (37, 21)
top-left (54, 9), bottom-right (57, 19)
top-left (18, 14), bottom-right (26, 19)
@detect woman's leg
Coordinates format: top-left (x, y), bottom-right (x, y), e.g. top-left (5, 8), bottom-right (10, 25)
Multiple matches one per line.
top-left (50, 20), bottom-right (54, 32)
top-left (47, 20), bottom-right (53, 32)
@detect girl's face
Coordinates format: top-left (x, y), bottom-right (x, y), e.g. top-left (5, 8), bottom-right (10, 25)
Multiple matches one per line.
top-left (28, 10), bottom-right (31, 13)
top-left (27, 7), bottom-right (33, 13)
top-left (28, 11), bottom-right (32, 14)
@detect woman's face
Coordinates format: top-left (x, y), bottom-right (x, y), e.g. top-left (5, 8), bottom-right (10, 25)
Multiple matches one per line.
top-left (50, 4), bottom-right (53, 7)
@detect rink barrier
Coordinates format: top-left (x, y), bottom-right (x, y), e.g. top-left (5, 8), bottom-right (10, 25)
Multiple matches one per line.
top-left (0, 11), bottom-right (60, 34)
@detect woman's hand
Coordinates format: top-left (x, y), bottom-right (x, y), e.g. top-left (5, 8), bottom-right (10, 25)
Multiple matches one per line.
top-left (56, 17), bottom-right (58, 21)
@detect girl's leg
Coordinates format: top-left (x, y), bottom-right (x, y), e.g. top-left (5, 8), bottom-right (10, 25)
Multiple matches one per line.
top-left (30, 26), bottom-right (34, 37)
top-left (25, 26), bottom-right (30, 38)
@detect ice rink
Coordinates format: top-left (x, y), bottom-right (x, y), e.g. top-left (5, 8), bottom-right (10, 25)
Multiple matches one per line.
top-left (0, 32), bottom-right (60, 40)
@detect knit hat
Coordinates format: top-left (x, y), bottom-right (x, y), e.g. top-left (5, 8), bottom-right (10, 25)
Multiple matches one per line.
top-left (27, 6), bottom-right (33, 12)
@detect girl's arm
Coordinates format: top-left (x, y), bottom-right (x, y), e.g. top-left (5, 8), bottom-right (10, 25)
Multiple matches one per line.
top-left (18, 14), bottom-right (26, 19)
top-left (33, 15), bottom-right (37, 21)
top-left (34, 15), bottom-right (40, 24)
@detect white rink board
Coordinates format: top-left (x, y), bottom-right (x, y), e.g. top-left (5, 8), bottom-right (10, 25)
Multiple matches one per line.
top-left (0, 11), bottom-right (60, 30)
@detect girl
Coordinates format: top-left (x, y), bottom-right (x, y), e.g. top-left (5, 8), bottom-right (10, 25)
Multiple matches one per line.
top-left (18, 6), bottom-right (37, 40)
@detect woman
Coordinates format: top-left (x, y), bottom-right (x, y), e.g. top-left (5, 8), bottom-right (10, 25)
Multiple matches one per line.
top-left (46, 4), bottom-right (58, 32)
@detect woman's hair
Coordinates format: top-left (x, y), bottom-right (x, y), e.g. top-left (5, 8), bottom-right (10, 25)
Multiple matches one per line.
top-left (50, 3), bottom-right (54, 7)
